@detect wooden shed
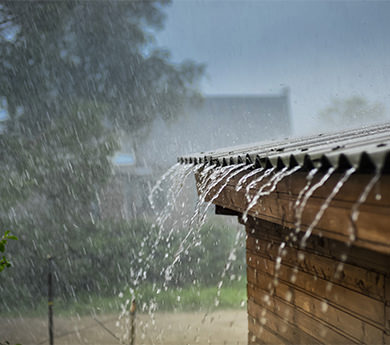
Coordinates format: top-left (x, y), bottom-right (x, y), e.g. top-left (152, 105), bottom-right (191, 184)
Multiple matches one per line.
top-left (179, 123), bottom-right (390, 344)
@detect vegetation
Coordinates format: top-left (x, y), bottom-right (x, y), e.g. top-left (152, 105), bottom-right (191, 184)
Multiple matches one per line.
top-left (0, 2), bottom-right (244, 321)
top-left (0, 220), bottom-right (246, 313)
top-left (0, 0), bottom-right (205, 313)
top-left (318, 96), bottom-right (386, 129)
top-left (0, 1), bottom-right (203, 251)
top-left (4, 282), bottom-right (246, 318)
top-left (0, 231), bottom-right (18, 273)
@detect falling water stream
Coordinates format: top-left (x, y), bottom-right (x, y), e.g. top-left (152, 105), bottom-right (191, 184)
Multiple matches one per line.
top-left (242, 166), bottom-right (301, 222)
top-left (300, 167), bottom-right (356, 248)
top-left (245, 167), bottom-right (275, 202)
top-left (348, 169), bottom-right (381, 243)
top-left (236, 167), bottom-right (264, 192)
top-left (294, 167), bottom-right (336, 236)
top-left (118, 160), bottom-right (383, 343)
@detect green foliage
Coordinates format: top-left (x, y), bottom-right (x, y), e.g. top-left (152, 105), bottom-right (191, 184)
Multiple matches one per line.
top-left (0, 1), bottom-right (203, 135)
top-left (0, 1), bottom-right (203, 217)
top-left (318, 96), bottom-right (386, 129)
top-left (127, 281), bottom-right (246, 313)
top-left (0, 219), bottom-right (245, 313)
top-left (2, 283), bottom-right (246, 317)
top-left (0, 231), bottom-right (18, 273)
top-left (0, 0), bottom-right (204, 310)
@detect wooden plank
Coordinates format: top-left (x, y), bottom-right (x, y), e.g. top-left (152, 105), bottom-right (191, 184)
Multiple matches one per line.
top-left (247, 284), bottom-right (367, 344)
top-left (249, 281), bottom-right (384, 344)
top-left (214, 184), bottom-right (390, 253)
top-left (248, 317), bottom-right (287, 345)
top-left (246, 227), bottom-right (387, 343)
top-left (386, 277), bottom-right (390, 335)
top-left (283, 283), bottom-right (382, 344)
top-left (248, 332), bottom-right (263, 345)
top-left (246, 236), bottom-right (386, 300)
top-left (247, 266), bottom-right (257, 286)
top-left (248, 252), bottom-right (385, 326)
top-left (245, 217), bottom-right (390, 273)
top-left (196, 169), bottom-right (390, 254)
top-left (210, 170), bottom-right (390, 207)
top-left (248, 299), bottom-right (322, 345)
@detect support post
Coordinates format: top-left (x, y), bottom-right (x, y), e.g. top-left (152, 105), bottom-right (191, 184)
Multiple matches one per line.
top-left (48, 255), bottom-right (54, 345)
top-left (130, 299), bottom-right (136, 345)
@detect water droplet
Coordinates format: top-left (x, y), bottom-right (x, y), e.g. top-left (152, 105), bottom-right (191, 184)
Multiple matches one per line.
top-left (321, 301), bottom-right (328, 313)
top-left (340, 253), bottom-right (347, 262)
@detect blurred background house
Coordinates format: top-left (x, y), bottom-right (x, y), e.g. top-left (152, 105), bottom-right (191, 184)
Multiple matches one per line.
top-left (142, 88), bottom-right (291, 167)
top-left (101, 88), bottom-right (291, 220)
top-left (98, 152), bottom-right (153, 220)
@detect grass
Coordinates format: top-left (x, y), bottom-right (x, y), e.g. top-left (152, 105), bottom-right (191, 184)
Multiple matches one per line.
top-left (2, 281), bottom-right (247, 318)
top-left (135, 281), bottom-right (247, 312)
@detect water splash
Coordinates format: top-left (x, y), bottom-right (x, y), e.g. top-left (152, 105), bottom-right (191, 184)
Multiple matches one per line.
top-left (294, 168), bottom-right (319, 213)
top-left (242, 166), bottom-right (300, 223)
top-left (215, 227), bottom-right (245, 307)
top-left (254, 166), bottom-right (353, 330)
top-left (148, 164), bottom-right (199, 262)
top-left (200, 164), bottom-right (242, 203)
top-left (348, 169), bottom-right (381, 244)
top-left (148, 162), bottom-right (180, 211)
top-left (245, 167), bottom-right (275, 202)
top-left (199, 163), bottom-right (250, 224)
top-left (119, 162), bottom-right (204, 336)
top-left (141, 159), bottom-right (366, 343)
top-left (235, 167), bottom-right (264, 192)
top-left (154, 164), bottom-right (201, 233)
top-left (331, 169), bottom-right (381, 283)
top-left (189, 164), bottom-right (235, 228)
top-left (167, 164), bottom-right (248, 279)
top-left (197, 163), bottom-right (220, 196)
top-left (295, 167), bottom-right (335, 236)
top-left (300, 167), bottom-right (356, 248)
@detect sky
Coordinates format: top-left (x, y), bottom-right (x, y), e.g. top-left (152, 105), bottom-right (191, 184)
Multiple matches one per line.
top-left (156, 0), bottom-right (390, 134)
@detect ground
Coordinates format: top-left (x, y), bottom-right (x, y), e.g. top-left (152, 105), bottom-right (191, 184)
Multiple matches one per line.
top-left (1, 310), bottom-right (247, 345)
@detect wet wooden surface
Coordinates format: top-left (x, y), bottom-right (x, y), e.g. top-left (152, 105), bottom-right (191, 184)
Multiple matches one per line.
top-left (245, 218), bottom-right (390, 345)
top-left (194, 166), bottom-right (390, 343)
top-left (196, 169), bottom-right (390, 254)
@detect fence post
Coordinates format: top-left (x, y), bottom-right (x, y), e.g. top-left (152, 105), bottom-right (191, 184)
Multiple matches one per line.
top-left (130, 299), bottom-right (136, 345)
top-left (48, 255), bottom-right (54, 345)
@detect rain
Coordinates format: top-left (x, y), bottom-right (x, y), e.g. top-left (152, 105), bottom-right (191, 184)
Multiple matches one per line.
top-left (1, 1), bottom-right (390, 345)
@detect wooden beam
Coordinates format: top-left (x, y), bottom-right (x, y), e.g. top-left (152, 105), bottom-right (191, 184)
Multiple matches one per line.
top-left (195, 169), bottom-right (390, 254)
top-left (215, 205), bottom-right (241, 216)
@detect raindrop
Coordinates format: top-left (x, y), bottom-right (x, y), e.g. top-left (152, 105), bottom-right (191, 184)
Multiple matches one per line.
top-left (320, 301), bottom-right (329, 313)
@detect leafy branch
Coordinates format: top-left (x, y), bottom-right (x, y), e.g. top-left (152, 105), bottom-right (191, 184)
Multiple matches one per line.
top-left (0, 231), bottom-right (18, 273)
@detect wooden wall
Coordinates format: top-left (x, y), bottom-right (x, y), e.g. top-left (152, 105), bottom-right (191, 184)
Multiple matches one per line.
top-left (199, 170), bottom-right (390, 255)
top-left (245, 217), bottom-right (390, 345)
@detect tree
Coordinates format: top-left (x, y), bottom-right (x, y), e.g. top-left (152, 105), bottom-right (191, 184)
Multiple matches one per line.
top-left (318, 96), bottom-right (386, 130)
top-left (0, 231), bottom-right (18, 273)
top-left (0, 0), bottom-right (203, 225)
top-left (0, 1), bottom-right (203, 305)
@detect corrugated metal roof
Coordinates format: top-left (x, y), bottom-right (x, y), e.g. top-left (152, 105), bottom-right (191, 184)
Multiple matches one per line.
top-left (178, 122), bottom-right (390, 173)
